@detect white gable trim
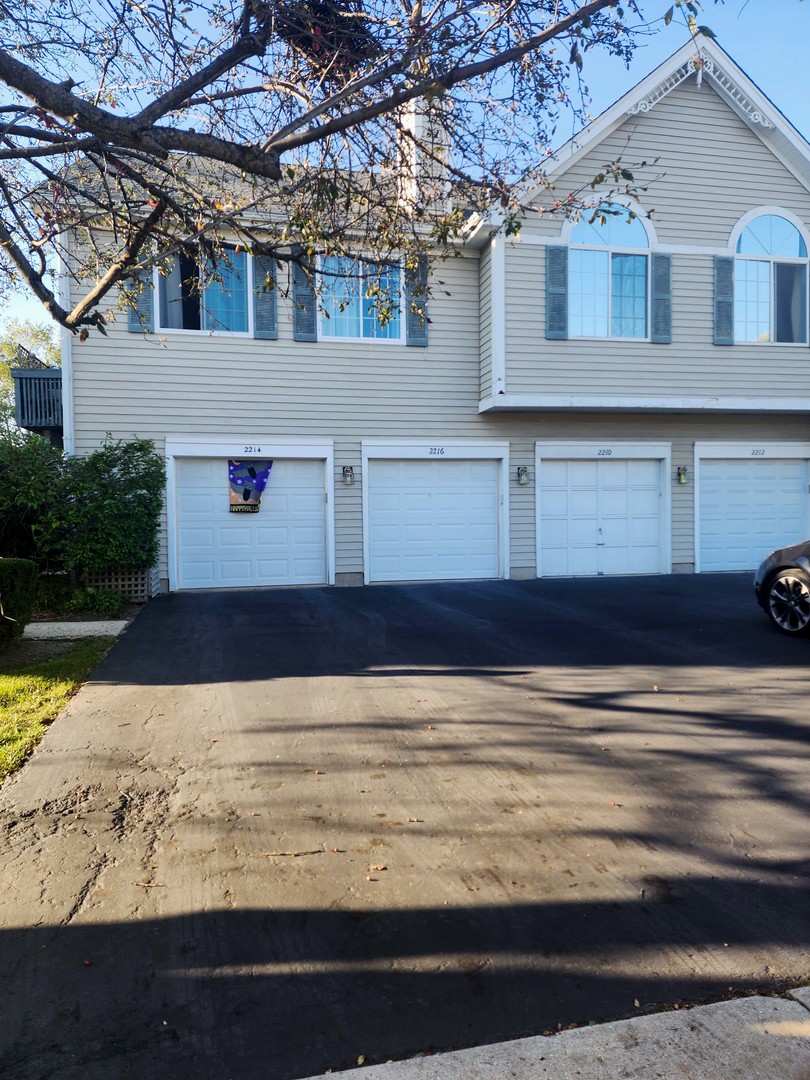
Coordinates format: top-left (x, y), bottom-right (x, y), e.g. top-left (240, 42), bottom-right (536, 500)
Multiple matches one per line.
top-left (540, 38), bottom-right (810, 187)
top-left (463, 38), bottom-right (810, 248)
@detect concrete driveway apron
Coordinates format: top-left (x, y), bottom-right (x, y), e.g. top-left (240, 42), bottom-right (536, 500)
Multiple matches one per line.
top-left (1, 575), bottom-right (808, 1079)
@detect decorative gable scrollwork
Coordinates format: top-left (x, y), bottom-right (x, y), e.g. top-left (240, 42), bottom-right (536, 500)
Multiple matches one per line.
top-left (626, 56), bottom-right (774, 130)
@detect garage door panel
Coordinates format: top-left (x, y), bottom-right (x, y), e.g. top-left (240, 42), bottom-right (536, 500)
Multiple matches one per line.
top-left (699, 458), bottom-right (808, 572)
top-left (368, 458), bottom-right (500, 582)
top-left (179, 493), bottom-right (215, 514)
top-left (176, 457), bottom-right (326, 589)
top-left (539, 457), bottom-right (663, 577)
top-left (569, 518), bottom-right (600, 545)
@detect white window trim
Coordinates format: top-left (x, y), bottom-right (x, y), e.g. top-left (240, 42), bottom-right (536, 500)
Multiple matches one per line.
top-left (154, 251), bottom-right (255, 337)
top-left (693, 441), bottom-right (810, 573)
top-left (534, 441), bottom-right (672, 578)
top-left (164, 436), bottom-right (335, 591)
top-left (317, 256), bottom-right (406, 344)
top-left (360, 440), bottom-right (510, 584)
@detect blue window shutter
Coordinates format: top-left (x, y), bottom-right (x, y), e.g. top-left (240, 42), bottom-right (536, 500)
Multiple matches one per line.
top-left (714, 256), bottom-right (735, 345)
top-left (253, 255), bottom-right (278, 340)
top-left (128, 270), bottom-right (154, 333)
top-left (405, 255), bottom-right (429, 347)
top-left (650, 252), bottom-right (672, 344)
top-left (292, 254), bottom-right (317, 342)
top-left (545, 246), bottom-right (568, 340)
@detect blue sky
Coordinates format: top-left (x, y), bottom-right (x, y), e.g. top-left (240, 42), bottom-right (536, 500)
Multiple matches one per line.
top-left (6, 0), bottom-right (808, 334)
top-left (581, 0), bottom-right (810, 139)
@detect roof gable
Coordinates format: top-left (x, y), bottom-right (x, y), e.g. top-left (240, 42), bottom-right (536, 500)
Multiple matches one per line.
top-left (464, 36), bottom-right (810, 242)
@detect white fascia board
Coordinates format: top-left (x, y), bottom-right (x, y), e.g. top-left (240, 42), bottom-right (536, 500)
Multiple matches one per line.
top-left (479, 394), bottom-right (810, 414)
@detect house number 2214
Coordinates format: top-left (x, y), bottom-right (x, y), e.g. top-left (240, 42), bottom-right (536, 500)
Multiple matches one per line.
top-left (243, 445), bottom-right (262, 453)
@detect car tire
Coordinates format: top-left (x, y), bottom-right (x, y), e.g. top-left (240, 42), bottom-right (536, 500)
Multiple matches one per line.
top-left (766, 569), bottom-right (810, 636)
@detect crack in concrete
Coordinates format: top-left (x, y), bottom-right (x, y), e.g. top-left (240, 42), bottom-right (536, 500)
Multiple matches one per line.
top-left (61, 850), bottom-right (110, 926)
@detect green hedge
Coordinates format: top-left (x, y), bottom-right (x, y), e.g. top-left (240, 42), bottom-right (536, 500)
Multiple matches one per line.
top-left (0, 558), bottom-right (38, 647)
top-left (0, 433), bottom-right (164, 578)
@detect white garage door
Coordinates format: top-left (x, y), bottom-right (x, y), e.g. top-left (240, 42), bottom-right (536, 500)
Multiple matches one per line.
top-left (539, 458), bottom-right (662, 577)
top-left (175, 457), bottom-right (326, 589)
top-left (367, 459), bottom-right (501, 582)
top-left (699, 458), bottom-right (809, 571)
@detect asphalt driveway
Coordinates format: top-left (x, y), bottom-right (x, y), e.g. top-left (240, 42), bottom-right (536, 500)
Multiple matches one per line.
top-left (1, 574), bottom-right (808, 1079)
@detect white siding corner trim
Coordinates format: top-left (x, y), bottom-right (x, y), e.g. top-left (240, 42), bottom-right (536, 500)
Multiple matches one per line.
top-left (360, 438), bottom-right (507, 587)
top-left (165, 436), bottom-right (335, 591)
top-left (491, 236), bottom-right (507, 395)
top-left (535, 441), bottom-right (673, 578)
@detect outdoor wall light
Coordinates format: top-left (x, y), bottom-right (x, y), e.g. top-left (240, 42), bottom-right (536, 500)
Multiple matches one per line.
top-left (676, 466), bottom-right (688, 485)
top-left (517, 466), bottom-right (529, 486)
top-left (342, 465), bottom-right (354, 486)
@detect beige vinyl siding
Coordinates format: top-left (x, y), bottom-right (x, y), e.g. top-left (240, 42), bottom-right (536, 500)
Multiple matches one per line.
top-left (71, 251), bottom-right (483, 583)
top-left (504, 77), bottom-right (810, 401)
top-left (479, 243), bottom-right (493, 398)
top-left (519, 77), bottom-right (810, 243)
top-left (65, 69), bottom-right (810, 586)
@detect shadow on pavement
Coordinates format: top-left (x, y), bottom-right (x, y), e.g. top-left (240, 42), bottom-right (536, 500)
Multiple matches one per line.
top-left (2, 881), bottom-right (808, 1080)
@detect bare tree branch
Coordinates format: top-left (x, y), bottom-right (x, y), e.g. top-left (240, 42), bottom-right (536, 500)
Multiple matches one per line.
top-left (0, 0), bottom-right (705, 333)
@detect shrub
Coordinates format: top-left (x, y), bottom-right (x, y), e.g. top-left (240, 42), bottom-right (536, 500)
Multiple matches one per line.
top-left (0, 434), bottom-right (65, 567)
top-left (0, 434), bottom-right (164, 580)
top-left (35, 573), bottom-right (76, 615)
top-left (65, 586), bottom-right (125, 618)
top-left (0, 558), bottom-right (38, 647)
top-left (37, 576), bottom-right (124, 618)
top-left (61, 437), bottom-right (165, 575)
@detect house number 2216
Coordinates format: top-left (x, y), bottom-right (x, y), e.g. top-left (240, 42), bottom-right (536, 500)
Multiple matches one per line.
top-left (429, 447), bottom-right (445, 455)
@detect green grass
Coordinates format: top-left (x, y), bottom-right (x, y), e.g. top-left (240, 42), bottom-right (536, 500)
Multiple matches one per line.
top-left (0, 638), bottom-right (114, 784)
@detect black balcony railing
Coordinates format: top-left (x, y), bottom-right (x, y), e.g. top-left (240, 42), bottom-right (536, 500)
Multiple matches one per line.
top-left (11, 344), bottom-right (63, 437)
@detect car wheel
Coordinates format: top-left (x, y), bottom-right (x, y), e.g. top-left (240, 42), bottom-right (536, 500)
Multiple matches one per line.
top-left (766, 569), bottom-right (810, 636)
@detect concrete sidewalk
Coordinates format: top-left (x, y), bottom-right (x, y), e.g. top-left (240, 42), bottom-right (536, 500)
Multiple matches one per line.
top-left (303, 990), bottom-right (810, 1080)
top-left (24, 619), bottom-right (129, 638)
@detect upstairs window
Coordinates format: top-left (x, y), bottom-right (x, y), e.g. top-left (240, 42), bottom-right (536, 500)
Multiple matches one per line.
top-left (158, 248), bottom-right (249, 333)
top-left (568, 206), bottom-right (650, 340)
top-left (734, 215), bottom-right (808, 344)
top-left (319, 256), bottom-right (402, 341)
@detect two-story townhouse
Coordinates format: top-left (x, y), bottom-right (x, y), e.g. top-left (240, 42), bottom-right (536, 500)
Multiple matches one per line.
top-left (54, 37), bottom-right (810, 593)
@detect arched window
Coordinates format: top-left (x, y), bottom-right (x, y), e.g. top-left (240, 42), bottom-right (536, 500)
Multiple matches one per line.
top-left (734, 214), bottom-right (808, 344)
top-left (568, 204), bottom-right (650, 339)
